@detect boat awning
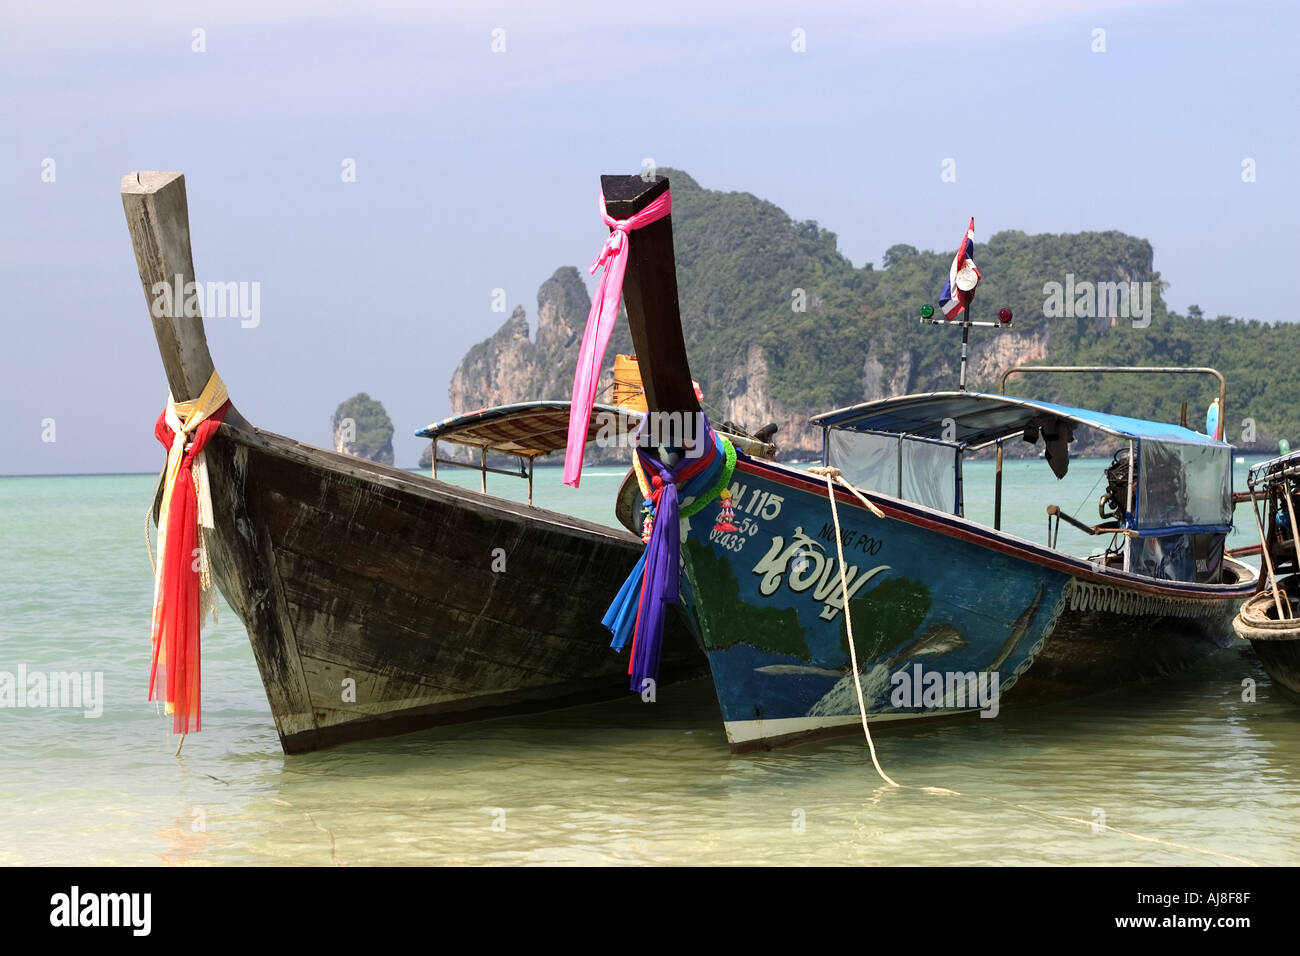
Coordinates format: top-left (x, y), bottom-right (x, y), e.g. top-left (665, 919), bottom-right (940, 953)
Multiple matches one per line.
top-left (810, 392), bottom-right (1226, 448)
top-left (415, 402), bottom-right (640, 458)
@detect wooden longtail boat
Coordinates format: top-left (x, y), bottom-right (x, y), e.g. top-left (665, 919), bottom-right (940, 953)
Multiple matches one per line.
top-left (595, 171), bottom-right (1257, 752)
top-left (1232, 451), bottom-right (1300, 702)
top-left (121, 172), bottom-right (706, 754)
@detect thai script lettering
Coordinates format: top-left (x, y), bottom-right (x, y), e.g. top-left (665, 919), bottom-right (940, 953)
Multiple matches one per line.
top-left (752, 527), bottom-right (888, 621)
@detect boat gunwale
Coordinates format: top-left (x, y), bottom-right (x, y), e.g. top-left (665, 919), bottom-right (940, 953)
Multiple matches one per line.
top-left (214, 420), bottom-right (639, 547)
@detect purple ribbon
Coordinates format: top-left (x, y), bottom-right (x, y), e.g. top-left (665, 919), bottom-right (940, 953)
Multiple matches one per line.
top-left (629, 461), bottom-right (681, 691)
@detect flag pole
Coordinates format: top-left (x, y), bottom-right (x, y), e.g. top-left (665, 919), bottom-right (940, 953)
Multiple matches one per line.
top-left (919, 218), bottom-right (1008, 393)
top-left (959, 293), bottom-right (972, 392)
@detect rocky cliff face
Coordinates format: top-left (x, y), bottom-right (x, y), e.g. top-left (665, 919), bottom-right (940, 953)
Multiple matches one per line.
top-left (446, 285), bottom-right (1054, 461)
top-left (970, 328), bottom-right (1050, 386)
top-left (449, 267), bottom-right (608, 413)
top-left (447, 268), bottom-right (630, 463)
top-left (447, 305), bottom-right (534, 412)
top-left (448, 268), bottom-right (812, 456)
top-left (717, 344), bottom-right (815, 456)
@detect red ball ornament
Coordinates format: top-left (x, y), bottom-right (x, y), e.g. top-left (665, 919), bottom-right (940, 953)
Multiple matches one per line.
top-left (998, 308), bottom-right (1012, 325)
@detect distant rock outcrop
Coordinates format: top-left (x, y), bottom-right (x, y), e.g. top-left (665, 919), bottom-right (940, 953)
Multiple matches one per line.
top-left (332, 393), bottom-right (395, 465)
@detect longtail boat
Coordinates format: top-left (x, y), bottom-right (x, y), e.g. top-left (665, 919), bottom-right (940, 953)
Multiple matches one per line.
top-left (121, 171), bottom-right (707, 754)
top-left (582, 171), bottom-right (1256, 752)
top-left (1232, 451), bottom-right (1300, 701)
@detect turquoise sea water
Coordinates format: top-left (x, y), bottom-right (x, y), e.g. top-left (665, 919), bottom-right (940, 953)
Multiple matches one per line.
top-left (0, 457), bottom-right (1297, 866)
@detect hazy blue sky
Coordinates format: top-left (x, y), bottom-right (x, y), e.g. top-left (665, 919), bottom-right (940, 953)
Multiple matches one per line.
top-left (2, 0), bottom-right (1295, 474)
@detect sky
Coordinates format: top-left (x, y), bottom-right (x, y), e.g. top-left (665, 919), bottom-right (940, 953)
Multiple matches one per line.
top-left (1, 0), bottom-right (1296, 474)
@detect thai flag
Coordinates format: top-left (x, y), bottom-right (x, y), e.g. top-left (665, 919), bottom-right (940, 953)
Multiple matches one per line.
top-left (938, 218), bottom-right (980, 321)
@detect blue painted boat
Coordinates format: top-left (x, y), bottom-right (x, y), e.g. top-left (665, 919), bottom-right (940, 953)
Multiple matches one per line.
top-left (669, 392), bottom-right (1255, 750)
top-left (589, 172), bottom-right (1256, 752)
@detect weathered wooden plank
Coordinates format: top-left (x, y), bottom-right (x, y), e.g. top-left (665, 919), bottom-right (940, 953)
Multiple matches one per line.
top-left (218, 430), bottom-right (706, 746)
top-left (259, 488), bottom-right (634, 624)
top-left (274, 550), bottom-right (595, 680)
top-left (204, 439), bottom-right (318, 741)
top-left (120, 172), bottom-right (218, 405)
top-left (239, 425), bottom-right (625, 541)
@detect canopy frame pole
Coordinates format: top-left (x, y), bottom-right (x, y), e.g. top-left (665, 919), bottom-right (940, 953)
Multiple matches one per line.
top-left (994, 439), bottom-right (1003, 531)
top-left (959, 311), bottom-right (971, 392)
top-left (480, 447), bottom-right (487, 493)
top-left (1124, 439), bottom-right (1136, 573)
top-left (431, 440), bottom-right (438, 480)
top-left (434, 458), bottom-right (529, 480)
top-left (528, 457), bottom-right (534, 507)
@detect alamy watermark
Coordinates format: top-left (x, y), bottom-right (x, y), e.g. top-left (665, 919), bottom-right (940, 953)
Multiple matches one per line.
top-left (1042, 274), bottom-right (1151, 328)
top-left (50, 886), bottom-right (150, 936)
top-left (591, 410), bottom-right (708, 457)
top-left (890, 664), bottom-right (1000, 718)
top-left (150, 273), bottom-right (260, 328)
top-left (0, 666), bottom-right (103, 717)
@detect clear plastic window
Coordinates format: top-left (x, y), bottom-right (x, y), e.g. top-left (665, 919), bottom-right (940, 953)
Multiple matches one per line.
top-left (1136, 440), bottom-right (1232, 530)
top-left (826, 430), bottom-right (959, 514)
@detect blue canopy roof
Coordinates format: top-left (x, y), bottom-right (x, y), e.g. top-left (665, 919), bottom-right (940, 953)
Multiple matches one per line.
top-left (810, 392), bottom-right (1227, 447)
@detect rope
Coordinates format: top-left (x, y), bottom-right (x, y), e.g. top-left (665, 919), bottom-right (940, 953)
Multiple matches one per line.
top-left (810, 466), bottom-right (898, 787)
top-left (145, 505), bottom-right (157, 576)
top-left (144, 461), bottom-right (166, 576)
top-left (809, 465), bottom-right (885, 517)
top-left (804, 465), bottom-right (1257, 865)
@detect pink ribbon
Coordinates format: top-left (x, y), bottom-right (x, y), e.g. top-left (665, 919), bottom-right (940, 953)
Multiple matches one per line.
top-left (563, 189), bottom-right (673, 487)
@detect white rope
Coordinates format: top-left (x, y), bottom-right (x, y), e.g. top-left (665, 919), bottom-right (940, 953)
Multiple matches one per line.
top-left (799, 465), bottom-right (1257, 863)
top-left (809, 466), bottom-right (898, 787)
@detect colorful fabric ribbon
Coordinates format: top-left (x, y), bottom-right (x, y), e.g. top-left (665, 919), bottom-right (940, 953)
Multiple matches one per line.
top-left (603, 417), bottom-right (735, 691)
top-left (563, 189), bottom-right (673, 488)
top-left (150, 371), bottom-right (230, 735)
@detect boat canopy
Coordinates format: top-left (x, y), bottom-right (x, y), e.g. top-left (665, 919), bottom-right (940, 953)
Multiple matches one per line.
top-left (416, 401), bottom-right (639, 458)
top-left (811, 392), bottom-right (1223, 448)
top-left (416, 401), bottom-right (642, 503)
top-left (813, 391), bottom-right (1234, 541)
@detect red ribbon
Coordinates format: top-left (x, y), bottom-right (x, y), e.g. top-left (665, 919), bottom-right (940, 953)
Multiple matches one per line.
top-left (150, 400), bottom-right (230, 734)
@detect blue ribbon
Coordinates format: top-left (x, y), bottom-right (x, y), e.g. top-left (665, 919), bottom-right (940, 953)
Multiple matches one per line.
top-left (603, 417), bottom-right (727, 691)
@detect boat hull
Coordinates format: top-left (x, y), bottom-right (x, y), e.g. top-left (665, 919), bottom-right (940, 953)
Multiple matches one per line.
top-left (200, 424), bottom-right (706, 753)
top-left (679, 457), bottom-right (1253, 751)
top-left (1233, 587), bottom-right (1300, 703)
top-left (1249, 641), bottom-right (1300, 702)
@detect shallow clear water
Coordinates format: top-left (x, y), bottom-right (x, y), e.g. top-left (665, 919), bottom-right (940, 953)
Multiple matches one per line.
top-left (0, 458), bottom-right (1295, 866)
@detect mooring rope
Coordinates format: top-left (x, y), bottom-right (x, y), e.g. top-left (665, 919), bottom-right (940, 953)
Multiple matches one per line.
top-left (809, 466), bottom-right (897, 787)
top-left (806, 464), bottom-right (1258, 865)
